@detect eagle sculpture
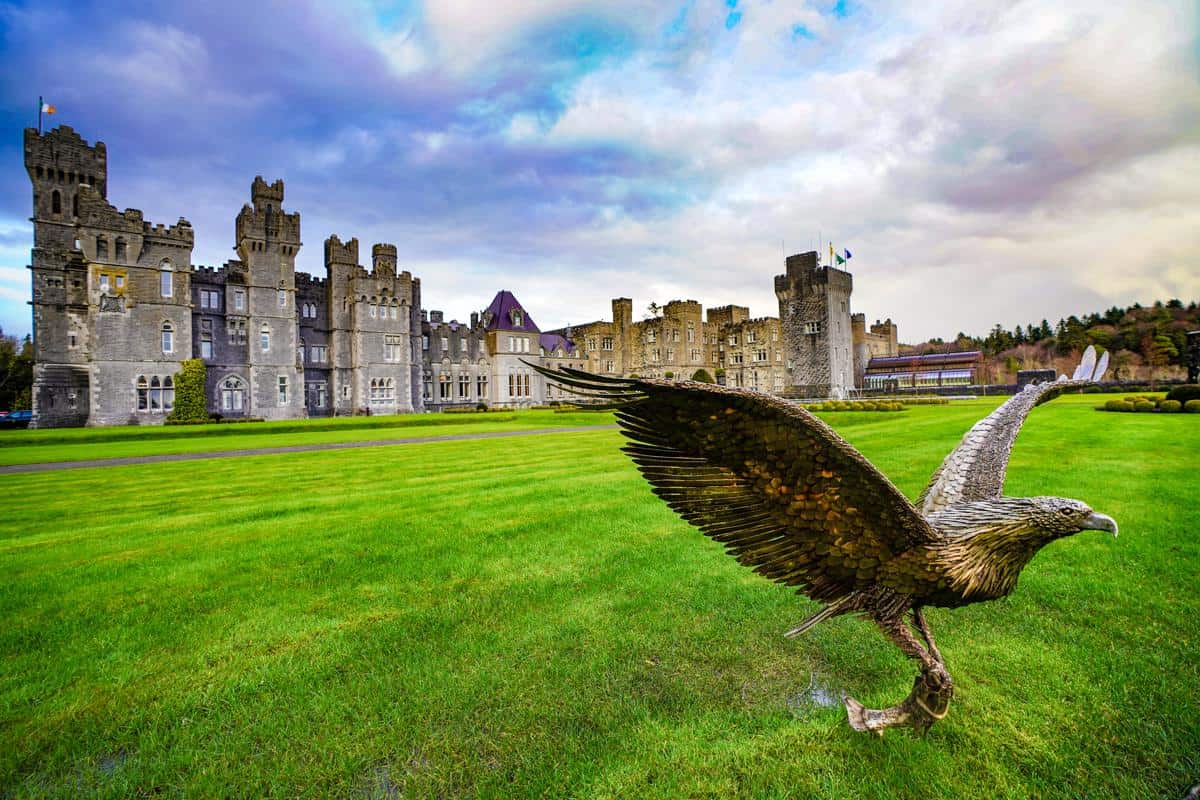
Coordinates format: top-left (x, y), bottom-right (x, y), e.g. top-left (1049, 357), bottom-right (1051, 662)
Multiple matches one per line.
top-left (528, 346), bottom-right (1117, 734)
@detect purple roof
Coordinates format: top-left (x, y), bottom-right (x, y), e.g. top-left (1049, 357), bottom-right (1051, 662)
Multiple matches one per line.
top-left (868, 351), bottom-right (983, 368)
top-left (539, 333), bottom-right (577, 355)
top-left (482, 290), bottom-right (540, 333)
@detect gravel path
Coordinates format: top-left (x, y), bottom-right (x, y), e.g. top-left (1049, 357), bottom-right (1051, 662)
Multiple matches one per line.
top-left (0, 424), bottom-right (619, 475)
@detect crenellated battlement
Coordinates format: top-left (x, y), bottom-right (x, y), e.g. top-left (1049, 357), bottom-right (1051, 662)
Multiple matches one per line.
top-left (372, 242), bottom-right (397, 277)
top-left (325, 234), bottom-right (359, 267)
top-left (251, 175), bottom-right (285, 204)
top-left (24, 126), bottom-right (108, 200)
top-left (142, 217), bottom-right (194, 244)
top-left (296, 271), bottom-right (327, 289)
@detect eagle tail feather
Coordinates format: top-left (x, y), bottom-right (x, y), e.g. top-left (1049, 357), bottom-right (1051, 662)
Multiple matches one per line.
top-left (783, 595), bottom-right (858, 638)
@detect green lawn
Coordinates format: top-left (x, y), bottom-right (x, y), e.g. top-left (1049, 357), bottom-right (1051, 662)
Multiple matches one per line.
top-left (1, 394), bottom-right (1197, 798)
top-left (0, 409), bottom-right (614, 466)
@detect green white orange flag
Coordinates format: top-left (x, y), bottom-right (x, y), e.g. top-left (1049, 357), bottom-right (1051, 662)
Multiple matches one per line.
top-left (41, 101), bottom-right (55, 114)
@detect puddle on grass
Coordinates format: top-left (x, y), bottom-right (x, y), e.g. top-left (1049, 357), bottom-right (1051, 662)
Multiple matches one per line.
top-left (96, 750), bottom-right (128, 775)
top-left (786, 679), bottom-right (843, 717)
top-left (740, 668), bottom-right (843, 718)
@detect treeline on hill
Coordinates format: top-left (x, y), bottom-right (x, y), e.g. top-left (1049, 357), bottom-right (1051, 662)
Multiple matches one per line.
top-left (0, 328), bottom-right (34, 411)
top-left (901, 299), bottom-right (1198, 382)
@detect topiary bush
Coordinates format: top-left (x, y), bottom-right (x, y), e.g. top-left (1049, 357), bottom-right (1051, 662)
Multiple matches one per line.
top-left (1185, 400), bottom-right (1200, 413)
top-left (1104, 399), bottom-right (1126, 412)
top-left (167, 359), bottom-right (208, 424)
top-left (1133, 400), bottom-right (1155, 413)
top-left (1166, 384), bottom-right (1200, 404)
top-left (1159, 400), bottom-right (1182, 413)
top-left (691, 369), bottom-right (714, 383)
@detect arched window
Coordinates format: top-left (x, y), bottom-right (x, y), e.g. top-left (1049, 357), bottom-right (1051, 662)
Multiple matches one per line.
top-left (150, 376), bottom-right (162, 411)
top-left (390, 301), bottom-right (398, 320)
top-left (160, 260), bottom-right (173, 298)
top-left (161, 322), bottom-right (174, 354)
top-left (163, 376), bottom-right (174, 411)
top-left (51, 190), bottom-right (61, 215)
top-left (72, 193), bottom-right (79, 218)
top-left (260, 323), bottom-right (270, 352)
top-left (115, 238), bottom-right (126, 262)
top-left (221, 376), bottom-right (246, 412)
top-left (136, 375), bottom-right (148, 410)
top-left (96, 236), bottom-right (108, 260)
top-left (297, 338), bottom-right (305, 364)
top-left (369, 299), bottom-right (377, 318)
top-left (277, 375), bottom-right (288, 405)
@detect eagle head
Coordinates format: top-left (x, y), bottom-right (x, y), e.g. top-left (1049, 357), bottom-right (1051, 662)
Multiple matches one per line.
top-left (1026, 496), bottom-right (1119, 539)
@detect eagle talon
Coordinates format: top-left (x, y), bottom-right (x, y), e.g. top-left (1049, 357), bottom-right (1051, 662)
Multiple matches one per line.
top-left (843, 670), bottom-right (955, 735)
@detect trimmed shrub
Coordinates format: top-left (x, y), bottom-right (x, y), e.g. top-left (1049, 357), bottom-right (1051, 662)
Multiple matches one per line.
top-left (1133, 400), bottom-right (1155, 412)
top-left (1185, 400), bottom-right (1200, 413)
top-left (167, 359), bottom-right (208, 424)
top-left (1166, 384), bottom-right (1200, 404)
top-left (691, 368), bottom-right (714, 383)
top-left (1160, 400), bottom-right (1182, 413)
top-left (475, 402), bottom-right (488, 411)
top-left (1104, 399), bottom-right (1128, 412)
top-left (663, 372), bottom-right (675, 380)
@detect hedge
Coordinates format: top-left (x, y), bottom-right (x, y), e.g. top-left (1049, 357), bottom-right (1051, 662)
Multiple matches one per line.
top-left (1167, 385), bottom-right (1200, 404)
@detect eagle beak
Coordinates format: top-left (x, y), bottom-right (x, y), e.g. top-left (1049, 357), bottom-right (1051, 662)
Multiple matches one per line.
top-left (1083, 512), bottom-right (1119, 538)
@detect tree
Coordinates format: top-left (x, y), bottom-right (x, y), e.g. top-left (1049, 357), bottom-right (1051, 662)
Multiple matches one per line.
top-left (0, 328), bottom-right (34, 411)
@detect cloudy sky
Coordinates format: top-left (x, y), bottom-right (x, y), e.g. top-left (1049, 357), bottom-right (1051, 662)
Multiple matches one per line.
top-left (0, 0), bottom-right (1196, 342)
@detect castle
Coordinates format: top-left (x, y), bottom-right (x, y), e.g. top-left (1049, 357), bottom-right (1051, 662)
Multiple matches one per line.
top-left (23, 125), bottom-right (895, 427)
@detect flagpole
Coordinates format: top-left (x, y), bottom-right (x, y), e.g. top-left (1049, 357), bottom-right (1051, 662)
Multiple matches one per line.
top-left (38, 95), bottom-right (42, 135)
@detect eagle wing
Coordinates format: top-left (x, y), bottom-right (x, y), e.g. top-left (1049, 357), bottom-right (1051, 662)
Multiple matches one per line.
top-left (532, 365), bottom-right (938, 603)
top-left (917, 346), bottom-right (1109, 514)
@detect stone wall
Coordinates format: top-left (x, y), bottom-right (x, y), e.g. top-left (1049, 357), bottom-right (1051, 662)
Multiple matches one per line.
top-left (775, 251), bottom-right (854, 398)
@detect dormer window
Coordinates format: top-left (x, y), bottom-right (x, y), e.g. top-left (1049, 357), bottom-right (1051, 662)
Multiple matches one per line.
top-left (510, 309), bottom-right (523, 327)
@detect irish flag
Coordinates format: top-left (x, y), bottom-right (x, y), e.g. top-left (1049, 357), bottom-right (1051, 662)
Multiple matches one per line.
top-left (41, 101), bottom-right (55, 114)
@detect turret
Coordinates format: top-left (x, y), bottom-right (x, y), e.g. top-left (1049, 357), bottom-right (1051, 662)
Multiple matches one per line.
top-left (235, 176), bottom-right (301, 268)
top-left (25, 126), bottom-right (108, 251)
top-left (372, 243), bottom-right (397, 277)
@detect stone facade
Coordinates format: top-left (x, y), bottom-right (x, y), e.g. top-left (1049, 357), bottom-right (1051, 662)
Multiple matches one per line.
top-left (774, 251), bottom-right (855, 398)
top-left (24, 126), bottom-right (897, 425)
top-left (548, 298), bottom-right (789, 391)
top-left (25, 126), bottom-right (421, 426)
top-left (851, 314), bottom-right (899, 385)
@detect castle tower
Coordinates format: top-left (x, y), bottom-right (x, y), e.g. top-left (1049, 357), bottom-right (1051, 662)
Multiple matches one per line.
top-left (775, 251), bottom-right (854, 398)
top-left (234, 177), bottom-right (304, 419)
top-left (612, 298), bottom-right (632, 374)
top-left (851, 313), bottom-right (869, 387)
top-left (324, 235), bottom-right (360, 415)
top-left (24, 126), bottom-right (106, 426)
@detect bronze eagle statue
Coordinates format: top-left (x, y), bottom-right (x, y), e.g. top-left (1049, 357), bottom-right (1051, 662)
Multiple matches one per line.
top-left (528, 346), bottom-right (1117, 734)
